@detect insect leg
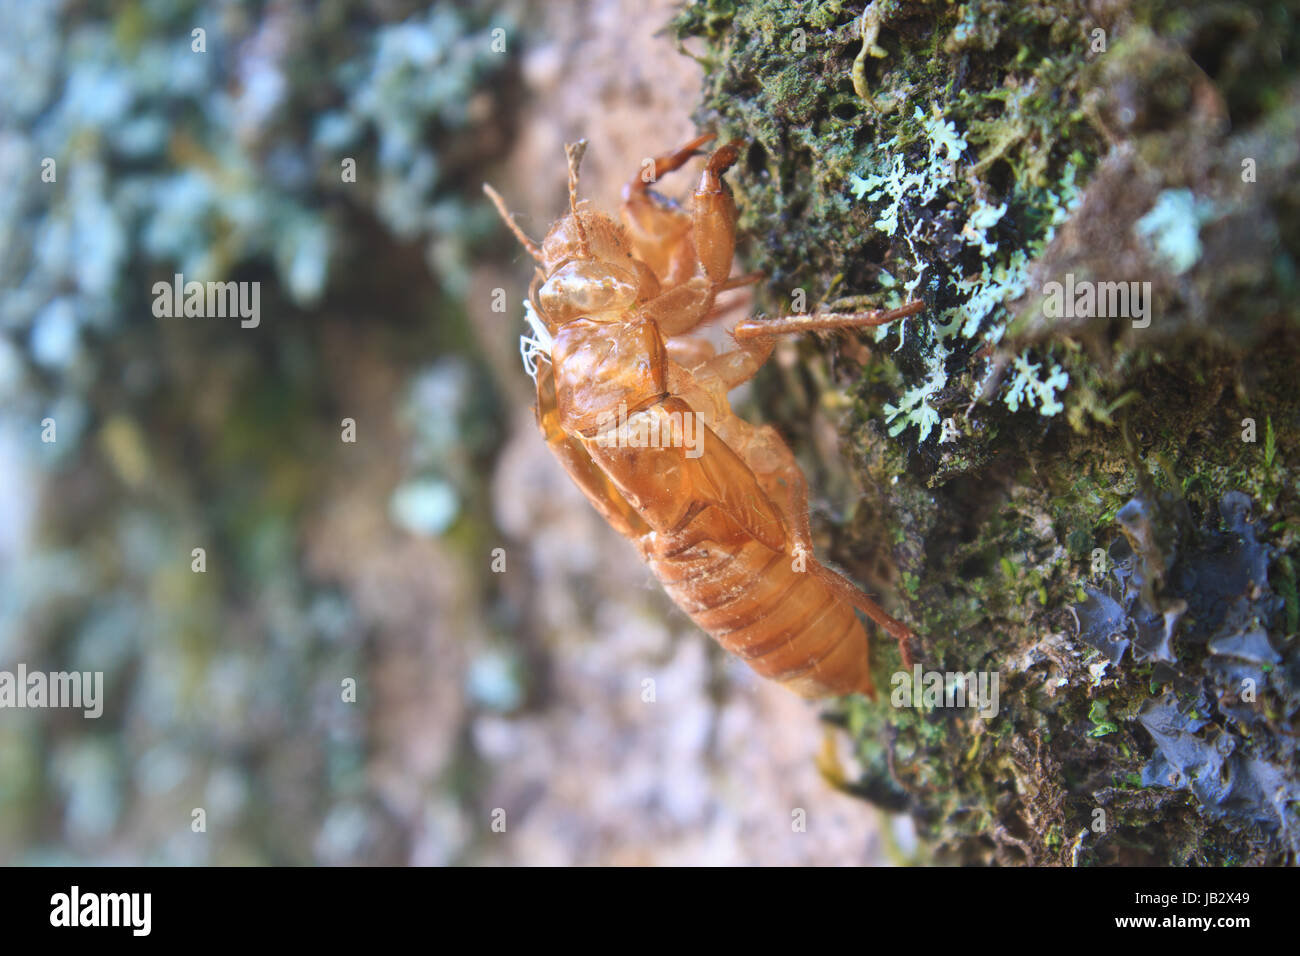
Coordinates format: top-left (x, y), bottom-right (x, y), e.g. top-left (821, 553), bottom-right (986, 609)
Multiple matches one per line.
top-left (639, 277), bottom-right (716, 335)
top-left (644, 271), bottom-right (766, 339)
top-left (665, 335), bottom-right (716, 370)
top-left (809, 563), bottom-right (918, 668)
top-left (732, 300), bottom-right (927, 341)
top-left (620, 134), bottom-right (714, 281)
top-left (715, 271), bottom-right (765, 294)
top-left (692, 141), bottom-right (743, 283)
top-left (623, 132), bottom-right (715, 202)
top-left (743, 425), bottom-right (816, 554)
top-left (694, 337), bottom-right (776, 391)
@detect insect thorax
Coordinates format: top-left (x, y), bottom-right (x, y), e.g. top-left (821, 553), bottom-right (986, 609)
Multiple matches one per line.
top-left (550, 316), bottom-right (666, 435)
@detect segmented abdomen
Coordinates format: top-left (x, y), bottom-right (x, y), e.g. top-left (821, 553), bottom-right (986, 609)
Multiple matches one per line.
top-left (647, 505), bottom-right (873, 698)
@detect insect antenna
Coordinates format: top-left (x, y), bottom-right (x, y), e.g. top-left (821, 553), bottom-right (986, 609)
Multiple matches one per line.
top-left (482, 183), bottom-right (545, 263)
top-left (564, 139), bottom-right (592, 259)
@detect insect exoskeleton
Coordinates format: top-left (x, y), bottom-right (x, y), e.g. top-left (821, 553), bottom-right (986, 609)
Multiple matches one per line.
top-left (484, 134), bottom-right (924, 699)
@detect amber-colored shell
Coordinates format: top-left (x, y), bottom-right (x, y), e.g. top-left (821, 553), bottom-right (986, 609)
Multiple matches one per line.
top-left (486, 136), bottom-right (919, 699)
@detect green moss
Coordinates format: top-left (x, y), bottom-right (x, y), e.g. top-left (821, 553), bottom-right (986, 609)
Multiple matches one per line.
top-left (679, 0), bottom-right (1300, 864)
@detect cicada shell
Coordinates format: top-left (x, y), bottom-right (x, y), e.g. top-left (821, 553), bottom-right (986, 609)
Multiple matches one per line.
top-left (484, 136), bottom-right (921, 698)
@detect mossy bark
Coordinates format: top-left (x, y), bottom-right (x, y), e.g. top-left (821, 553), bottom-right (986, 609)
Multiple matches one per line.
top-left (675, 0), bottom-right (1300, 865)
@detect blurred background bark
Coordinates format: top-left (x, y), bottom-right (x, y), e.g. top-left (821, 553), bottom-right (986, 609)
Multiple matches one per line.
top-left (0, 0), bottom-right (896, 866)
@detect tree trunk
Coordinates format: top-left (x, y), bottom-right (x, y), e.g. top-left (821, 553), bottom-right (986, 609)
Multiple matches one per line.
top-left (674, 0), bottom-right (1300, 865)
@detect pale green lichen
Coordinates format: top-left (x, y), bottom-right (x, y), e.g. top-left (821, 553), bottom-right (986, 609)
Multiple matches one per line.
top-left (944, 249), bottom-right (1033, 343)
top-left (1003, 350), bottom-right (1069, 417)
top-left (945, 163), bottom-right (1079, 347)
top-left (848, 105), bottom-right (967, 238)
top-left (849, 109), bottom-right (1082, 438)
top-left (1134, 188), bottom-right (1214, 276)
top-left (882, 339), bottom-right (948, 442)
top-left (961, 197), bottom-right (1008, 257)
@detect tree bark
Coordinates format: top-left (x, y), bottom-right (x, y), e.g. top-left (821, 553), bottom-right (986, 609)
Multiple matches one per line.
top-left (675, 0), bottom-right (1300, 865)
